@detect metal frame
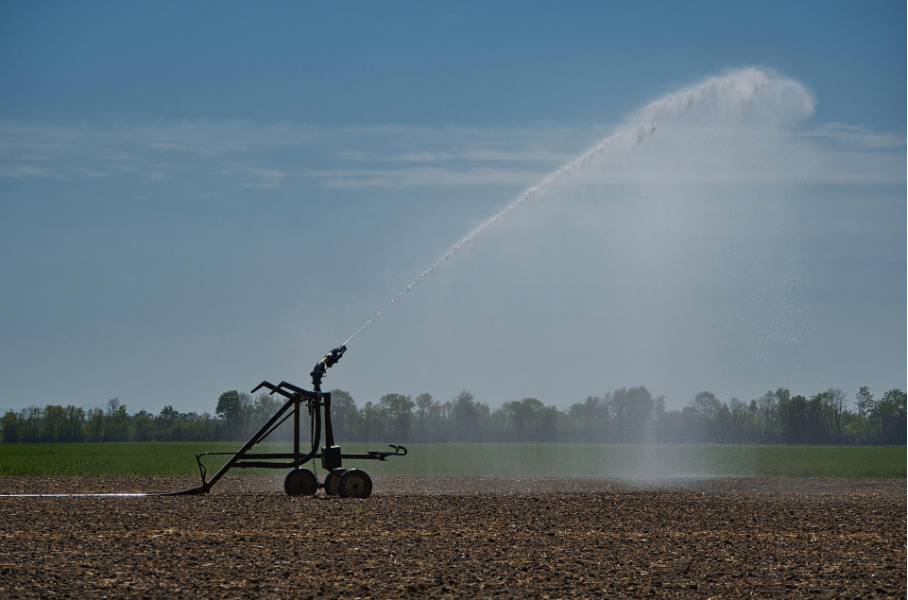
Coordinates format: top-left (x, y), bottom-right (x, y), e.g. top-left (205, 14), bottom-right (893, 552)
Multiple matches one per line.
top-left (173, 346), bottom-right (406, 496)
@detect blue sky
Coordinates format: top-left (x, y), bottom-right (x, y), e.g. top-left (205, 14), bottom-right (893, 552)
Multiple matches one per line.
top-left (0, 1), bottom-right (905, 415)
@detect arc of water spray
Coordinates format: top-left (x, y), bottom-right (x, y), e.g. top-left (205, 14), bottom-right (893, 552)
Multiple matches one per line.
top-left (343, 68), bottom-right (773, 346)
top-left (342, 123), bottom-right (655, 345)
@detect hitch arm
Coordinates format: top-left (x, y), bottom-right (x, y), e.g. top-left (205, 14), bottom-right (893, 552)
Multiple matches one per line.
top-left (367, 444), bottom-right (408, 461)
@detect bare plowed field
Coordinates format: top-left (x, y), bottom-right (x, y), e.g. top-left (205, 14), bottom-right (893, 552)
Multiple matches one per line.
top-left (0, 477), bottom-right (904, 598)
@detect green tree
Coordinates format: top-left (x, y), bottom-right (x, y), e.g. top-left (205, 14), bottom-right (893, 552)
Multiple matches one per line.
top-left (134, 410), bottom-right (154, 442)
top-left (872, 389), bottom-right (907, 444)
top-left (361, 401), bottom-right (387, 443)
top-left (251, 392), bottom-right (282, 423)
top-left (827, 388), bottom-right (848, 444)
top-left (83, 408), bottom-right (105, 442)
top-left (216, 391), bottom-right (246, 439)
top-left (18, 407), bottom-right (41, 442)
top-left (329, 389), bottom-right (362, 442)
top-left (805, 392), bottom-right (833, 444)
top-left (568, 395), bottom-right (609, 443)
top-left (380, 393), bottom-right (415, 442)
top-left (62, 406), bottom-right (85, 442)
top-left (757, 389), bottom-right (789, 443)
top-left (153, 405), bottom-right (180, 441)
top-left (500, 397), bottom-right (545, 442)
top-left (779, 394), bottom-right (808, 444)
top-left (449, 391), bottom-right (489, 442)
top-left (1, 410), bottom-right (20, 443)
top-left (43, 405), bottom-right (66, 443)
top-left (413, 393), bottom-right (434, 441)
top-left (855, 386), bottom-right (874, 443)
top-left (607, 387), bottom-right (656, 442)
top-left (104, 399), bottom-right (131, 442)
top-left (415, 393), bottom-right (449, 442)
top-left (692, 391), bottom-right (721, 423)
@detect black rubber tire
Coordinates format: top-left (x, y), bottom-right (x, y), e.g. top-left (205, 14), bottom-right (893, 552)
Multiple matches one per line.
top-left (284, 468), bottom-right (318, 497)
top-left (324, 469), bottom-right (347, 496)
top-left (338, 469), bottom-right (372, 498)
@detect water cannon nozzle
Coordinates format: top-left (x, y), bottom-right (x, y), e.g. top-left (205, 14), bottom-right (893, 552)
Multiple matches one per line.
top-left (323, 345), bottom-right (347, 368)
top-left (311, 345), bottom-right (347, 391)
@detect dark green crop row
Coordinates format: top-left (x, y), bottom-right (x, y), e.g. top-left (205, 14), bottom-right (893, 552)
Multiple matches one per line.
top-left (0, 443), bottom-right (904, 478)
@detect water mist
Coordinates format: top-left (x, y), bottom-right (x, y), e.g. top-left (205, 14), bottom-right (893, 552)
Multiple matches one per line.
top-left (343, 68), bottom-right (805, 346)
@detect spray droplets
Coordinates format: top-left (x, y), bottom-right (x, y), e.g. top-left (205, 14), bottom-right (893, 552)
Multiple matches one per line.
top-left (344, 68), bottom-right (791, 345)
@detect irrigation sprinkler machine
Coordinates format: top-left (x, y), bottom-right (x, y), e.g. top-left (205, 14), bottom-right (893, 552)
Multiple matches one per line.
top-left (188, 345), bottom-right (406, 498)
top-left (0, 345), bottom-right (406, 499)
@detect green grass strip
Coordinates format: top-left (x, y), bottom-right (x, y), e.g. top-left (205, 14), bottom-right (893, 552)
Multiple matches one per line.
top-left (0, 443), bottom-right (904, 478)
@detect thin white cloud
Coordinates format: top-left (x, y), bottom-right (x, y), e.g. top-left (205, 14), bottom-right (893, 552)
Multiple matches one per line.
top-left (0, 120), bottom-right (329, 159)
top-left (0, 164), bottom-right (59, 179)
top-left (13, 153), bottom-right (50, 161)
top-left (243, 181), bottom-right (282, 190)
top-left (243, 167), bottom-right (287, 190)
top-left (304, 166), bottom-right (543, 189)
top-left (248, 168), bottom-right (286, 179)
top-left (459, 148), bottom-right (575, 163)
top-left (335, 147), bottom-right (573, 164)
top-left (65, 167), bottom-right (107, 178)
top-left (336, 122), bottom-right (609, 144)
top-left (0, 118), bottom-right (902, 190)
top-left (393, 151), bottom-right (456, 163)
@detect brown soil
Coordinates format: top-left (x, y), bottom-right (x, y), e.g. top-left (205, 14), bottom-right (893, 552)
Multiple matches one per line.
top-left (0, 476), bottom-right (904, 598)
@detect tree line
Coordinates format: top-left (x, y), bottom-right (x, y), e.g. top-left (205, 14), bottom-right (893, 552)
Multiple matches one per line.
top-left (1, 385), bottom-right (904, 445)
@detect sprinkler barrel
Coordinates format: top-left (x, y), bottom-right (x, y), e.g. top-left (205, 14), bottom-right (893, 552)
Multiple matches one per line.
top-left (310, 345), bottom-right (346, 392)
top-left (322, 345), bottom-right (347, 367)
